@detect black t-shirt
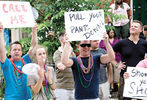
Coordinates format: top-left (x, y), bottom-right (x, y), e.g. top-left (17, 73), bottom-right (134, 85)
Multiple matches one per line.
top-left (113, 38), bottom-right (147, 76)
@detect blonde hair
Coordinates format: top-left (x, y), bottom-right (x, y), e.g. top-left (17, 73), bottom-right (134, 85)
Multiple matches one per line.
top-left (32, 45), bottom-right (47, 59)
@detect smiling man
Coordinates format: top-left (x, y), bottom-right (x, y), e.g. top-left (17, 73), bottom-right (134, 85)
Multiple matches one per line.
top-left (60, 33), bottom-right (115, 100)
top-left (112, 20), bottom-right (147, 100)
top-left (0, 22), bottom-right (38, 100)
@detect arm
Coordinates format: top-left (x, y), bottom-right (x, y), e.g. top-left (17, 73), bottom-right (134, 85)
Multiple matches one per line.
top-left (57, 63), bottom-right (66, 70)
top-left (123, 72), bottom-right (129, 79)
top-left (100, 33), bottom-right (115, 64)
top-left (45, 67), bottom-right (56, 90)
top-left (31, 68), bottom-right (44, 94)
top-left (127, 9), bottom-right (132, 21)
top-left (111, 60), bottom-right (126, 70)
top-left (107, 63), bottom-right (112, 83)
top-left (53, 51), bottom-right (66, 70)
top-left (61, 41), bottom-right (73, 67)
top-left (28, 23), bottom-right (38, 59)
top-left (0, 22), bottom-right (6, 63)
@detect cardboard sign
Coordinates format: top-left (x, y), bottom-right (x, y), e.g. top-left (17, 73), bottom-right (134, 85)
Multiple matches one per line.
top-left (64, 10), bottom-right (106, 41)
top-left (0, 1), bottom-right (35, 28)
top-left (123, 67), bottom-right (147, 99)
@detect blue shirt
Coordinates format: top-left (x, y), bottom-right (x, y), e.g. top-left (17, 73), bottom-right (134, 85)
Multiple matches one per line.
top-left (0, 54), bottom-right (32, 100)
top-left (71, 54), bottom-right (101, 99)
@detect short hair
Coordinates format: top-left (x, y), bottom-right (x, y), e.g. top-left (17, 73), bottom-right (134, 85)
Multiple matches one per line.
top-left (143, 25), bottom-right (147, 31)
top-left (9, 41), bottom-right (22, 51)
top-left (133, 20), bottom-right (143, 30)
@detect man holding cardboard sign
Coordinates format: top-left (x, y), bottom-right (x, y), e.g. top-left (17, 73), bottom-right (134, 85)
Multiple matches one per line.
top-left (60, 32), bottom-right (115, 99)
top-left (0, 2), bottom-right (38, 97)
top-left (0, 21), bottom-right (38, 100)
top-left (60, 10), bottom-right (115, 100)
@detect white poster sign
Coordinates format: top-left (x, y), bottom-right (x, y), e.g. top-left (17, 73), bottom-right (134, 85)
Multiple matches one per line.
top-left (64, 10), bottom-right (106, 41)
top-left (0, 1), bottom-right (35, 28)
top-left (123, 67), bottom-right (147, 99)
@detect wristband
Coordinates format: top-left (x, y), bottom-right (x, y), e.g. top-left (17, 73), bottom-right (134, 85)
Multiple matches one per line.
top-left (115, 63), bottom-right (120, 68)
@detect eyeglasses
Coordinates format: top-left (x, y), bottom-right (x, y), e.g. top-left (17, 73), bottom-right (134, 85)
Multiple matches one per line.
top-left (80, 44), bottom-right (91, 47)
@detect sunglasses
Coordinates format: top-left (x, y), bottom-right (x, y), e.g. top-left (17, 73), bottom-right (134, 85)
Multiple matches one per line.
top-left (80, 44), bottom-right (91, 47)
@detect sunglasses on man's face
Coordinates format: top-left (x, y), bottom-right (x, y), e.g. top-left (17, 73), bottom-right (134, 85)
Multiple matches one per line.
top-left (80, 44), bottom-right (91, 47)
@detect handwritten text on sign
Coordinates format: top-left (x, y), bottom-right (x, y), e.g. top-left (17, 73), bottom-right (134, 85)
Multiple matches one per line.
top-left (64, 10), bottom-right (106, 41)
top-left (123, 67), bottom-right (147, 99)
top-left (0, 1), bottom-right (35, 28)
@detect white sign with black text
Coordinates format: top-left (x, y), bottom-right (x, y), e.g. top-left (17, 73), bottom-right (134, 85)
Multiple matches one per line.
top-left (123, 67), bottom-right (147, 99)
top-left (64, 10), bottom-right (106, 41)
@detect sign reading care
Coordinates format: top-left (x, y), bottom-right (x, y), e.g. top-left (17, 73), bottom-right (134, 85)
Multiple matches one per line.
top-left (0, 1), bottom-right (35, 28)
top-left (64, 10), bottom-right (106, 41)
top-left (123, 67), bottom-right (147, 99)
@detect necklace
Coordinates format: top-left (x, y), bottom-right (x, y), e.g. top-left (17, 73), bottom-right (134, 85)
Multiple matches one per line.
top-left (77, 54), bottom-right (93, 74)
top-left (10, 58), bottom-right (25, 93)
top-left (77, 55), bottom-right (94, 88)
top-left (10, 58), bottom-right (25, 74)
top-left (42, 64), bottom-right (51, 100)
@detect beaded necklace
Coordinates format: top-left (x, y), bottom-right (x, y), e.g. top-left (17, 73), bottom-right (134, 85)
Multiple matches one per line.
top-left (77, 54), bottom-right (94, 88)
top-left (77, 54), bottom-right (93, 74)
top-left (10, 58), bottom-right (25, 93)
top-left (42, 64), bottom-right (51, 100)
top-left (10, 58), bottom-right (25, 76)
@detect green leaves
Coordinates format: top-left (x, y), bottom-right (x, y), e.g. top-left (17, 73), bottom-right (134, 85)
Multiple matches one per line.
top-left (21, 0), bottom-right (116, 57)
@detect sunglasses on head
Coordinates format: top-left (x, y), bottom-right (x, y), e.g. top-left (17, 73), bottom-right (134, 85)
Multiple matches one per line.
top-left (80, 44), bottom-right (91, 47)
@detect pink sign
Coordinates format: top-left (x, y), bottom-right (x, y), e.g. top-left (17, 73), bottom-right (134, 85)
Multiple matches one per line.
top-left (0, 1), bottom-right (35, 28)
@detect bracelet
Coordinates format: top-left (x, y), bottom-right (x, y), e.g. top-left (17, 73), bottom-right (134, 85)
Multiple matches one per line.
top-left (49, 81), bottom-right (54, 86)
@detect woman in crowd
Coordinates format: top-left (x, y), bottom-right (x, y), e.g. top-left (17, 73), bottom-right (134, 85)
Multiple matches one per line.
top-left (99, 29), bottom-right (121, 92)
top-left (27, 45), bottom-right (56, 100)
top-left (109, 0), bottom-right (132, 39)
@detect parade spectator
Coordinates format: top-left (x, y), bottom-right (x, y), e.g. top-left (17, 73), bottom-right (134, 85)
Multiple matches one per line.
top-left (53, 33), bottom-right (75, 100)
top-left (60, 33), bottom-right (115, 100)
top-left (0, 22), bottom-right (38, 100)
top-left (140, 25), bottom-right (147, 41)
top-left (90, 40), bottom-right (112, 100)
top-left (109, 0), bottom-right (132, 39)
top-left (99, 29), bottom-right (121, 92)
top-left (27, 45), bottom-right (56, 100)
top-left (123, 58), bottom-right (147, 100)
top-left (112, 20), bottom-right (147, 100)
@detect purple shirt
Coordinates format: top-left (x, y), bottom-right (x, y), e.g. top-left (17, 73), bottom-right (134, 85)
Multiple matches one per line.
top-left (99, 38), bottom-right (121, 62)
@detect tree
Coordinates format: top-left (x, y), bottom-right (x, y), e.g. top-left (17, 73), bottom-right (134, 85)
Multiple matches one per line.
top-left (22, 0), bottom-right (126, 63)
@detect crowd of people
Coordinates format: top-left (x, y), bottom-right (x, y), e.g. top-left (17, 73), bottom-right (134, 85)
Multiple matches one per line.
top-left (0, 0), bottom-right (147, 100)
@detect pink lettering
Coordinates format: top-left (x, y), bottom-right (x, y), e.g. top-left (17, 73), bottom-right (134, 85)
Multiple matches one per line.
top-left (10, 16), bottom-right (19, 24)
top-left (9, 4), bottom-right (15, 12)
top-left (19, 15), bottom-right (26, 24)
top-left (21, 5), bottom-right (27, 12)
top-left (10, 15), bottom-right (26, 24)
top-left (15, 5), bottom-right (21, 12)
top-left (2, 4), bottom-right (8, 13)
